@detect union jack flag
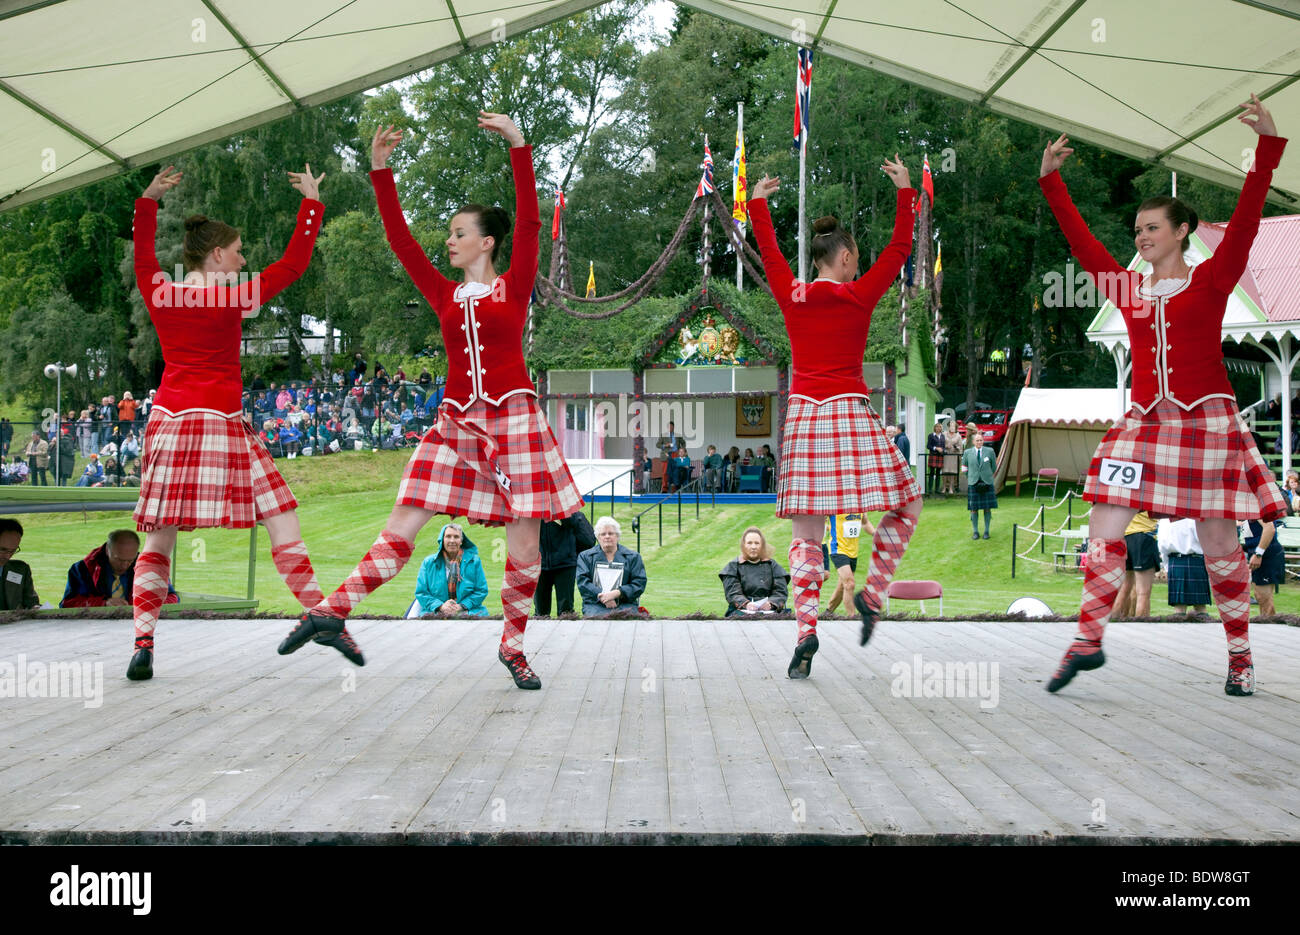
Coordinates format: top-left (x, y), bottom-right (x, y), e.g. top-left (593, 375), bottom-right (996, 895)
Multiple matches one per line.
top-left (694, 136), bottom-right (714, 199)
top-left (793, 48), bottom-right (813, 149)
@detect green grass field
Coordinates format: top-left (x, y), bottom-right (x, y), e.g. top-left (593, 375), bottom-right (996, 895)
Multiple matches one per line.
top-left (10, 449), bottom-right (1300, 618)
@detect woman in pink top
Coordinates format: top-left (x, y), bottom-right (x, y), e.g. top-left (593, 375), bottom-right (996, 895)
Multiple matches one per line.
top-left (749, 157), bottom-right (919, 679)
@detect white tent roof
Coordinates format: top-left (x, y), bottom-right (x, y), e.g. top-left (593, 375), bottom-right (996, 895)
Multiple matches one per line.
top-left (2, 1), bottom-right (1299, 212)
top-left (1008, 386), bottom-right (1130, 427)
top-left (995, 386), bottom-right (1129, 489)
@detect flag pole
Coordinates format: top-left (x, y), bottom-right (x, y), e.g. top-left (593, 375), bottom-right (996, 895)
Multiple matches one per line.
top-left (797, 79), bottom-right (808, 283)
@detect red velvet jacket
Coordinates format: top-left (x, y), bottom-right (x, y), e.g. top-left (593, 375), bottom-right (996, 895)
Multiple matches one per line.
top-left (370, 146), bottom-right (540, 412)
top-left (133, 197), bottom-right (323, 416)
top-left (1040, 134), bottom-right (1286, 413)
top-left (750, 190), bottom-right (915, 403)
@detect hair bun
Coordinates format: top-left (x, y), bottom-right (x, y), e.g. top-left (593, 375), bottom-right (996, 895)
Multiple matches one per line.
top-left (184, 215), bottom-right (210, 233)
top-left (1186, 208), bottom-right (1199, 234)
top-left (812, 215), bottom-right (840, 235)
top-left (490, 206), bottom-right (512, 236)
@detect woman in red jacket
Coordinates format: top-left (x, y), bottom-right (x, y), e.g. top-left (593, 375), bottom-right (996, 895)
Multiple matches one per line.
top-left (749, 157), bottom-right (920, 679)
top-left (1039, 92), bottom-right (1285, 696)
top-left (279, 113), bottom-right (582, 690)
top-left (130, 163), bottom-right (359, 680)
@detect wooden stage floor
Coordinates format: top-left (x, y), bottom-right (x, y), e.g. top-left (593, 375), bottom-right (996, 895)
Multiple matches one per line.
top-left (1, 617), bottom-right (1297, 844)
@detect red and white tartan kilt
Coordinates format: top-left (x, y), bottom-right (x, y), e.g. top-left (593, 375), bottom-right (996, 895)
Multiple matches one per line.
top-left (397, 394), bottom-right (584, 526)
top-left (1083, 397), bottom-right (1287, 522)
top-left (134, 410), bottom-right (297, 531)
top-left (776, 396), bottom-right (921, 517)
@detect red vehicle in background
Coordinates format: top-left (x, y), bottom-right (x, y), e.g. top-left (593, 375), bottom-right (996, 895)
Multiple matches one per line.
top-left (958, 409), bottom-right (1014, 452)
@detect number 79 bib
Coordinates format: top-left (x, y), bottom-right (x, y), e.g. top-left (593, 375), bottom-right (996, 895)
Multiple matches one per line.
top-left (1099, 457), bottom-right (1142, 490)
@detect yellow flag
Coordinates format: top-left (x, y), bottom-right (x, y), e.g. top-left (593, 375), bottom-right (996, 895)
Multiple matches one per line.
top-left (732, 129), bottom-right (747, 225)
top-left (586, 261), bottom-right (596, 298)
top-left (934, 244), bottom-right (942, 275)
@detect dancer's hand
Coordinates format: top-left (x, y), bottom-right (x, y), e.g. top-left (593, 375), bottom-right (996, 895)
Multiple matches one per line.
top-left (143, 165), bottom-right (183, 200)
top-left (1040, 134), bottom-right (1073, 178)
top-left (881, 154), bottom-right (910, 190)
top-left (1238, 91), bottom-right (1277, 137)
top-left (753, 175), bottom-right (780, 200)
top-left (288, 164), bottom-right (325, 201)
top-left (371, 125), bottom-right (404, 169)
top-left (478, 111), bottom-right (524, 147)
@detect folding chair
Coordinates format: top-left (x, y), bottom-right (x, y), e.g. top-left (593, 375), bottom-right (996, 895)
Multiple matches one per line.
top-left (885, 580), bottom-right (943, 615)
top-left (1033, 467), bottom-right (1059, 501)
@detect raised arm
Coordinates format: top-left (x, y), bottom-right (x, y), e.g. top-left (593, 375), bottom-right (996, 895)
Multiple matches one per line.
top-left (230, 171), bottom-right (324, 316)
top-left (847, 162), bottom-right (916, 308)
top-left (749, 175), bottom-right (796, 305)
top-left (1205, 94), bottom-right (1286, 293)
top-left (133, 166), bottom-right (182, 300)
top-left (1038, 134), bottom-right (1125, 283)
top-left (369, 126), bottom-right (449, 295)
top-left (478, 112), bottom-right (539, 297)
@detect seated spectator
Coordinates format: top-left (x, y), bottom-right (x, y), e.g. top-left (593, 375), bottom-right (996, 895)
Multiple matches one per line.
top-left (701, 445), bottom-right (724, 492)
top-left (74, 453), bottom-right (105, 487)
top-left (1282, 470), bottom-right (1300, 515)
top-left (667, 440), bottom-right (691, 491)
top-left (279, 422), bottom-right (303, 457)
top-left (99, 457), bottom-right (122, 486)
top-left (741, 447), bottom-right (754, 465)
top-left (719, 526), bottom-right (788, 616)
top-left (61, 529), bottom-right (179, 608)
top-left (723, 446), bottom-right (741, 491)
top-left (413, 523), bottom-right (488, 617)
top-left (5, 458), bottom-right (29, 485)
top-left (121, 462), bottom-right (142, 487)
top-left (0, 518), bottom-right (39, 610)
top-left (577, 517), bottom-right (647, 617)
top-left (119, 432), bottom-right (140, 466)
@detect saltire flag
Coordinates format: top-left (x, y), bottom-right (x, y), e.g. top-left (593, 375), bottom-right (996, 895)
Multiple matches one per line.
top-left (552, 189), bottom-right (565, 240)
top-left (586, 261), bottom-right (596, 298)
top-left (793, 48), bottom-right (813, 149)
top-left (694, 136), bottom-right (715, 199)
top-left (915, 153), bottom-right (935, 213)
top-left (732, 126), bottom-right (748, 227)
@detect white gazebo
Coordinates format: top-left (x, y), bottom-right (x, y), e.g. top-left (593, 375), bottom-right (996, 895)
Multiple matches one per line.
top-left (1087, 212), bottom-right (1300, 476)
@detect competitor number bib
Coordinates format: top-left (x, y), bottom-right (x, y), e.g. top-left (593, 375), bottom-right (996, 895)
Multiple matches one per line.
top-left (1099, 457), bottom-right (1142, 490)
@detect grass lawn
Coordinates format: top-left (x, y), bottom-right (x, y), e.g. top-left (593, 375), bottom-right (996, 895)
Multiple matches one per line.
top-left (10, 449), bottom-right (1300, 619)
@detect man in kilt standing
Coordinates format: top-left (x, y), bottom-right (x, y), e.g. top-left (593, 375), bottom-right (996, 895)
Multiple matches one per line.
top-left (749, 156), bottom-right (922, 680)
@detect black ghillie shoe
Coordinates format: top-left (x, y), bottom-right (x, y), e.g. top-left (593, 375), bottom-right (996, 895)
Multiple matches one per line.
top-left (1046, 644), bottom-right (1105, 693)
top-left (853, 591), bottom-right (880, 646)
top-left (315, 626), bottom-right (365, 666)
top-left (787, 633), bottom-right (819, 680)
top-left (1225, 660), bottom-right (1255, 696)
top-left (499, 648), bottom-right (541, 690)
top-left (126, 648), bottom-right (153, 681)
top-left (278, 612), bottom-right (343, 655)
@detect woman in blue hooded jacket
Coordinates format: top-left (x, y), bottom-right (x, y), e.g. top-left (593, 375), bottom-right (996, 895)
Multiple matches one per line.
top-left (414, 522), bottom-right (489, 617)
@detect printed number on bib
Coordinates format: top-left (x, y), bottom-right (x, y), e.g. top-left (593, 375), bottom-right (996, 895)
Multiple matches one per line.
top-left (843, 520), bottom-right (862, 538)
top-left (1099, 458), bottom-right (1142, 490)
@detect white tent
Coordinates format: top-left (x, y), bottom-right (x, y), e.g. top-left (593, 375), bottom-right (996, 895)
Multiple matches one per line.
top-left (995, 386), bottom-right (1129, 493)
top-left (2, 1), bottom-right (1299, 211)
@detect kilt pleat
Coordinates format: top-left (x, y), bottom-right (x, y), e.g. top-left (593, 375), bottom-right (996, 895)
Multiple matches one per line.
top-left (1082, 397), bottom-right (1286, 521)
top-left (776, 396), bottom-right (921, 517)
top-left (967, 485), bottom-right (999, 511)
top-left (134, 410), bottom-right (296, 531)
top-left (397, 394), bottom-right (583, 526)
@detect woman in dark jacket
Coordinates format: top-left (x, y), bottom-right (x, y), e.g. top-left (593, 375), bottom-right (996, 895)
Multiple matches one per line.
top-left (719, 526), bottom-right (789, 616)
top-left (576, 516), bottom-right (647, 617)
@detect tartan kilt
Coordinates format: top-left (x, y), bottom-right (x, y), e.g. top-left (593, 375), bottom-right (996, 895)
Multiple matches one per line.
top-left (134, 410), bottom-right (297, 532)
top-left (397, 393), bottom-right (583, 526)
top-left (1083, 397), bottom-right (1287, 522)
top-left (966, 484), bottom-right (998, 511)
top-left (776, 396), bottom-right (921, 517)
top-left (927, 453), bottom-right (945, 470)
top-left (1166, 553), bottom-right (1211, 606)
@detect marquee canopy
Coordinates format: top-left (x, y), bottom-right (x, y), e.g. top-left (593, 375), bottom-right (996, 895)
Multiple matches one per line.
top-left (1, 0), bottom-right (1298, 212)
